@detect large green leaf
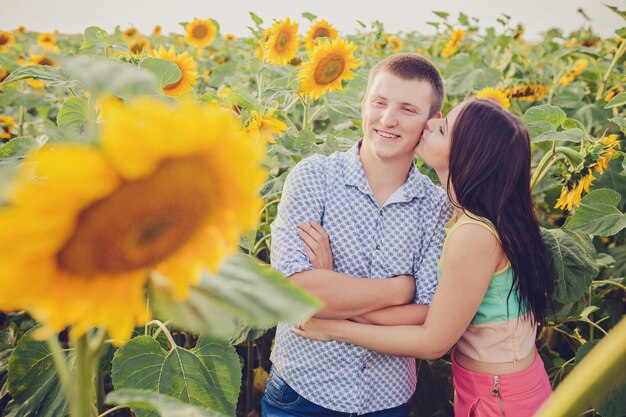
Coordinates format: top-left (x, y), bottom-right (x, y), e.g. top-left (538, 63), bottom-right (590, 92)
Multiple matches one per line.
top-left (61, 56), bottom-right (160, 100)
top-left (111, 336), bottom-right (237, 416)
top-left (0, 326), bottom-right (17, 407)
top-left (0, 66), bottom-right (75, 89)
top-left (532, 128), bottom-right (584, 144)
top-left (57, 97), bottom-right (91, 139)
top-left (4, 329), bottom-right (69, 417)
top-left (106, 389), bottom-right (227, 417)
top-left (81, 26), bottom-right (109, 49)
top-left (149, 254), bottom-right (322, 339)
top-left (522, 105), bottom-right (567, 138)
top-left (139, 58), bottom-right (182, 90)
top-left (541, 228), bottom-right (599, 303)
top-left (445, 67), bottom-right (501, 96)
top-left (605, 92), bottom-right (626, 109)
top-left (0, 137), bottom-right (45, 159)
top-left (564, 189), bottom-right (626, 236)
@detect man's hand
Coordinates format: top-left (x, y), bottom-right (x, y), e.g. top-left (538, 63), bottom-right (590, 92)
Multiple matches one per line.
top-left (297, 221), bottom-right (334, 270)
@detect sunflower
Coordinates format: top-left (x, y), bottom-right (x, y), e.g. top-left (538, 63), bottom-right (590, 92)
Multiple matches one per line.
top-left (224, 34), bottom-right (237, 41)
top-left (305, 20), bottom-right (338, 52)
top-left (0, 115), bottom-right (14, 139)
top-left (27, 53), bottom-right (58, 88)
top-left (298, 37), bottom-right (360, 100)
top-left (384, 35), bottom-right (403, 52)
top-left (475, 87), bottom-right (511, 109)
top-left (0, 68), bottom-right (9, 84)
top-left (185, 18), bottom-right (218, 49)
top-left (0, 31), bottom-right (14, 52)
top-left (15, 26), bottom-right (27, 33)
top-left (128, 37), bottom-right (151, 57)
top-left (245, 104), bottom-right (289, 143)
top-left (555, 170), bottom-right (596, 211)
top-left (37, 32), bottom-right (56, 48)
top-left (217, 86), bottom-right (232, 98)
top-left (152, 25), bottom-right (162, 37)
top-left (0, 98), bottom-right (266, 343)
top-left (593, 134), bottom-right (621, 175)
top-left (122, 27), bottom-right (139, 41)
top-left (559, 58), bottom-right (588, 86)
top-left (504, 84), bottom-right (548, 102)
top-left (605, 86), bottom-right (624, 102)
top-left (264, 18), bottom-right (300, 66)
top-left (151, 45), bottom-right (198, 96)
top-left (441, 29), bottom-right (464, 58)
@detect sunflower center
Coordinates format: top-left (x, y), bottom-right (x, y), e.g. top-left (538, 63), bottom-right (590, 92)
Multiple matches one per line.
top-left (38, 57), bottom-right (55, 66)
top-left (313, 53), bottom-right (345, 85)
top-left (130, 42), bottom-right (145, 54)
top-left (313, 28), bottom-right (330, 39)
top-left (57, 156), bottom-right (214, 276)
top-left (0, 34), bottom-right (10, 45)
top-left (275, 32), bottom-right (291, 52)
top-left (192, 25), bottom-right (209, 39)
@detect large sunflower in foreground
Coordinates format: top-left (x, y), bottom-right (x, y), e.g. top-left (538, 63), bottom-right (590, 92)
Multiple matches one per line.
top-left (305, 20), bottom-right (338, 52)
top-left (185, 18), bottom-right (218, 49)
top-left (151, 45), bottom-right (198, 96)
top-left (0, 99), bottom-right (266, 343)
top-left (264, 18), bottom-right (300, 65)
top-left (298, 37), bottom-right (360, 100)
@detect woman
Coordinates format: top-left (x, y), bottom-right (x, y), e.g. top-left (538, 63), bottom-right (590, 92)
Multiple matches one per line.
top-left (292, 99), bottom-right (553, 416)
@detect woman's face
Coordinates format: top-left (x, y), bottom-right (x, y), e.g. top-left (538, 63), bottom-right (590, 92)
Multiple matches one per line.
top-left (415, 102), bottom-right (466, 173)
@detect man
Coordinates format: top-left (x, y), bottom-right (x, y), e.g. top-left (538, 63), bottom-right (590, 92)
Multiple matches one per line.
top-left (264, 53), bottom-right (450, 416)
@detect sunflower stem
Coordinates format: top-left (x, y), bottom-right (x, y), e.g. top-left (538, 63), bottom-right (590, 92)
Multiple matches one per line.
top-left (302, 95), bottom-right (311, 131)
top-left (74, 333), bottom-right (98, 417)
top-left (530, 147), bottom-right (557, 192)
top-left (47, 335), bottom-right (74, 410)
top-left (148, 319), bottom-right (177, 348)
top-left (596, 39), bottom-right (626, 101)
top-left (245, 339), bottom-right (254, 416)
top-left (97, 405), bottom-right (127, 417)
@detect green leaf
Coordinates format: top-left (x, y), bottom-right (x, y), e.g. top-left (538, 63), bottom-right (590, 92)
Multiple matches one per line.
top-left (61, 55), bottom-right (159, 100)
top-left (112, 336), bottom-right (236, 416)
top-left (541, 228), bottom-right (599, 303)
top-left (522, 105), bottom-right (567, 138)
top-left (249, 12), bottom-right (263, 26)
top-left (433, 11), bottom-right (449, 19)
top-left (0, 65), bottom-right (75, 88)
top-left (301, 12), bottom-right (317, 22)
top-left (565, 189), bottom-right (626, 236)
top-left (607, 5), bottom-right (626, 21)
top-left (605, 92), bottom-right (626, 109)
top-left (150, 254), bottom-right (321, 340)
top-left (107, 389), bottom-right (227, 417)
top-left (81, 26), bottom-right (109, 49)
top-left (57, 97), bottom-right (90, 139)
top-left (532, 128), bottom-right (584, 144)
top-left (445, 67), bottom-right (501, 96)
top-left (561, 118), bottom-right (586, 132)
top-left (0, 137), bottom-right (45, 159)
top-left (139, 58), bottom-right (182, 90)
top-left (5, 329), bottom-right (69, 417)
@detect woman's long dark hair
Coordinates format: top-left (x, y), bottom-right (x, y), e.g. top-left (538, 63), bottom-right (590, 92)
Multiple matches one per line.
top-left (447, 99), bottom-right (551, 324)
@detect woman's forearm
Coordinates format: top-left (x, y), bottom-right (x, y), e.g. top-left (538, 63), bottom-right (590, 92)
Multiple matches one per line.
top-left (352, 304), bottom-right (428, 325)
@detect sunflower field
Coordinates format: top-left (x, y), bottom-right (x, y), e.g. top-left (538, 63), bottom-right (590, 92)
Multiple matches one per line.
top-left (0, 6), bottom-right (626, 417)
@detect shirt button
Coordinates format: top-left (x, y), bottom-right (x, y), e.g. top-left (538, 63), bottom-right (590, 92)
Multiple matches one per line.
top-left (379, 209), bottom-right (383, 216)
top-left (375, 244), bottom-right (380, 250)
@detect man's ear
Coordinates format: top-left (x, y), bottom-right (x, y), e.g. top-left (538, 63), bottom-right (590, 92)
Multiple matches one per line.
top-left (434, 112), bottom-right (442, 119)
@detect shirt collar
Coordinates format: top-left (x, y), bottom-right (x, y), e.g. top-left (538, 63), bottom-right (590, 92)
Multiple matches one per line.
top-left (343, 140), bottom-right (426, 201)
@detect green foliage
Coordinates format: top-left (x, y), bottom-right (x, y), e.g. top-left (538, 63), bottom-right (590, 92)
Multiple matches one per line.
top-left (139, 58), bottom-right (183, 89)
top-left (106, 389), bottom-right (227, 417)
top-left (57, 97), bottom-right (90, 140)
top-left (565, 189), bottom-right (626, 235)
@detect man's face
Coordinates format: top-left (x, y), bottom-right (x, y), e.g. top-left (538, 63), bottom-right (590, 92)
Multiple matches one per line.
top-left (361, 71), bottom-right (434, 165)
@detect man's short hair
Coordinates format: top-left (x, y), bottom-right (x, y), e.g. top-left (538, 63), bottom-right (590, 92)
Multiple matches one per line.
top-left (365, 53), bottom-right (444, 118)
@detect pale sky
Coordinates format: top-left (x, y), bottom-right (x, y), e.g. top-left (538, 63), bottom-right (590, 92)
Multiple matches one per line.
top-left (2, 0), bottom-right (624, 40)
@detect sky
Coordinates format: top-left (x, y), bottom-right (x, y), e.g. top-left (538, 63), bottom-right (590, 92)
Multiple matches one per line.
top-left (1, 0), bottom-right (624, 40)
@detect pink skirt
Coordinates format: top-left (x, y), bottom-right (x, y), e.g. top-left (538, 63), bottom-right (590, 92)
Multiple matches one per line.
top-left (452, 349), bottom-right (552, 417)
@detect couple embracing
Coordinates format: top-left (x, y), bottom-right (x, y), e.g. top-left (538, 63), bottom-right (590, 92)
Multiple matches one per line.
top-left (264, 54), bottom-right (553, 417)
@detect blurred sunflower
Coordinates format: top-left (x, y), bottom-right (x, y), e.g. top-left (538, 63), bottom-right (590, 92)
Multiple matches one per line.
top-left (264, 18), bottom-right (300, 65)
top-left (505, 84), bottom-right (548, 102)
top-left (0, 115), bottom-right (14, 139)
top-left (151, 45), bottom-right (198, 96)
top-left (0, 98), bottom-right (266, 343)
top-left (185, 18), bottom-right (218, 49)
top-left (224, 34), bottom-right (237, 41)
top-left (555, 170), bottom-right (595, 211)
top-left (152, 25), bottom-right (162, 37)
top-left (245, 104), bottom-right (289, 143)
top-left (37, 32), bottom-right (56, 49)
top-left (604, 86), bottom-right (624, 102)
top-left (27, 52), bottom-right (59, 88)
top-left (128, 37), bottom-right (151, 57)
top-left (122, 27), bottom-right (139, 41)
top-left (593, 134), bottom-right (621, 174)
top-left (304, 20), bottom-right (338, 52)
top-left (384, 35), bottom-right (403, 52)
top-left (475, 87), bottom-right (511, 109)
top-left (15, 26), bottom-right (27, 33)
top-left (441, 29), bottom-right (464, 58)
top-left (0, 32), bottom-right (14, 52)
top-left (299, 38), bottom-right (360, 100)
top-left (559, 58), bottom-right (588, 86)
top-left (0, 68), bottom-right (9, 84)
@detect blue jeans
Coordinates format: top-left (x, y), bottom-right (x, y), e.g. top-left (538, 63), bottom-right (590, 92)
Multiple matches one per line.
top-left (261, 370), bottom-right (412, 417)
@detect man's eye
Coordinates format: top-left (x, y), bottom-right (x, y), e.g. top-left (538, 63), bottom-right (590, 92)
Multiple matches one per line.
top-left (403, 107), bottom-right (416, 113)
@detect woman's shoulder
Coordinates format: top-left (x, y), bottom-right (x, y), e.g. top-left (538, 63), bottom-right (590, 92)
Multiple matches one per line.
top-left (448, 212), bottom-right (499, 242)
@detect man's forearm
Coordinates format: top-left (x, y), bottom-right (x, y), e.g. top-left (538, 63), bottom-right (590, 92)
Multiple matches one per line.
top-left (351, 304), bottom-right (429, 325)
top-left (291, 269), bottom-right (415, 319)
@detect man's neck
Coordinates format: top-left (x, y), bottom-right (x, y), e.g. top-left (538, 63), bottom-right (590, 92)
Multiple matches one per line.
top-left (359, 147), bottom-right (413, 207)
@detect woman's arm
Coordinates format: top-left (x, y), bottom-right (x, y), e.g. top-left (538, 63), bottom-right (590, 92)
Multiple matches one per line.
top-left (293, 223), bottom-right (504, 359)
top-left (351, 304), bottom-right (428, 325)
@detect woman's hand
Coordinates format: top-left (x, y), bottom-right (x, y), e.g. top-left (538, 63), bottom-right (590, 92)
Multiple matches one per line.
top-left (297, 221), bottom-right (334, 270)
top-left (290, 318), bottom-right (343, 342)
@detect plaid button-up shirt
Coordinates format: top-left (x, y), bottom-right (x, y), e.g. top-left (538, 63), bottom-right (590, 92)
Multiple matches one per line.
top-left (270, 142), bottom-right (450, 413)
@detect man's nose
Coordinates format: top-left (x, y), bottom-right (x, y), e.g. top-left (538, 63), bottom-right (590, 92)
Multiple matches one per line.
top-left (380, 108), bottom-right (398, 127)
